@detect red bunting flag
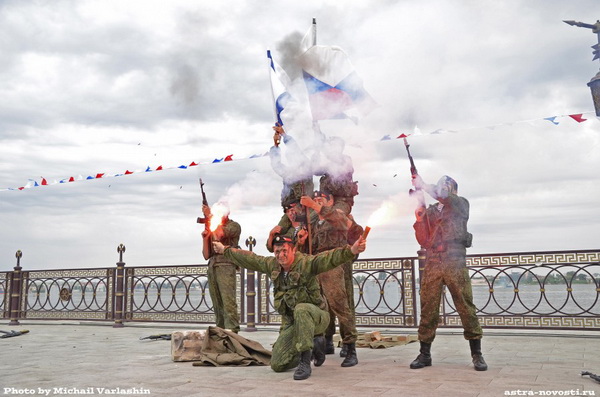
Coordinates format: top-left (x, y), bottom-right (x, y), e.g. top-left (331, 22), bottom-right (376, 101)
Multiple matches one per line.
top-left (124, 170), bottom-right (133, 175)
top-left (569, 114), bottom-right (587, 123)
top-left (189, 162), bottom-right (198, 166)
top-left (224, 155), bottom-right (233, 162)
top-left (96, 173), bottom-right (104, 179)
top-left (41, 178), bottom-right (48, 186)
top-left (397, 133), bottom-right (410, 138)
top-left (156, 165), bottom-right (163, 171)
top-left (69, 177), bottom-right (75, 182)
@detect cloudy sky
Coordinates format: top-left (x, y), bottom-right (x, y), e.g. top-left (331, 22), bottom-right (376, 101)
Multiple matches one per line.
top-left (1, 0), bottom-right (599, 271)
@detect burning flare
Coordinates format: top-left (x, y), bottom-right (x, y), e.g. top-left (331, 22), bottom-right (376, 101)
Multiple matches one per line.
top-left (209, 202), bottom-right (230, 232)
top-left (367, 201), bottom-right (396, 227)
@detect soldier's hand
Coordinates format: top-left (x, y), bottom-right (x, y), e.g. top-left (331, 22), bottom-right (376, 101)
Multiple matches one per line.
top-left (269, 225), bottom-right (282, 236)
top-left (272, 123), bottom-right (285, 136)
top-left (415, 207), bottom-right (426, 221)
top-left (351, 236), bottom-right (366, 255)
top-left (300, 196), bottom-right (318, 211)
top-left (201, 230), bottom-right (211, 239)
top-left (297, 228), bottom-right (308, 245)
top-left (212, 241), bottom-right (225, 254)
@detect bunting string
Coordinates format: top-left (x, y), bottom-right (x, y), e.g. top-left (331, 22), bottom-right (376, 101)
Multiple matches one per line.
top-left (2, 111), bottom-right (596, 192)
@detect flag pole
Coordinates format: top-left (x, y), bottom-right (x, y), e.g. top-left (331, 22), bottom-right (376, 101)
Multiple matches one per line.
top-left (267, 49), bottom-right (279, 125)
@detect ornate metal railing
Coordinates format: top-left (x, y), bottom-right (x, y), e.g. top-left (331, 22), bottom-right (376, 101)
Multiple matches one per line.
top-left (122, 264), bottom-right (244, 323)
top-left (1, 271), bottom-right (9, 318)
top-left (2, 245), bottom-right (599, 331)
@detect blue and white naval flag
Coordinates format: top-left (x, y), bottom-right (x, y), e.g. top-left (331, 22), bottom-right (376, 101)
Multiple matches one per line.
top-left (267, 50), bottom-right (292, 126)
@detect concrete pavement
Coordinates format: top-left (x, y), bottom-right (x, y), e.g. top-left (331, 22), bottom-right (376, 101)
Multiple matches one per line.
top-left (1, 321), bottom-right (599, 397)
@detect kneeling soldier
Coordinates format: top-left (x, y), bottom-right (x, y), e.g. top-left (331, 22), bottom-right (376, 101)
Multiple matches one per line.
top-left (212, 234), bottom-right (367, 380)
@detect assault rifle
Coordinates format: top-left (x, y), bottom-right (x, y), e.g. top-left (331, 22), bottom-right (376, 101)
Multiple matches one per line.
top-left (0, 329), bottom-right (29, 339)
top-left (139, 334), bottom-right (171, 341)
top-left (403, 137), bottom-right (420, 196)
top-left (582, 371), bottom-right (600, 383)
top-left (197, 178), bottom-right (210, 224)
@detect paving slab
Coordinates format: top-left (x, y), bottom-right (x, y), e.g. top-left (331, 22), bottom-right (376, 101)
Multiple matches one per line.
top-left (0, 322), bottom-right (599, 397)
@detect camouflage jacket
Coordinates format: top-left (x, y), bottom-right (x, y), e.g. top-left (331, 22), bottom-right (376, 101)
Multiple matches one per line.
top-left (413, 193), bottom-right (472, 252)
top-left (311, 205), bottom-right (350, 253)
top-left (223, 246), bottom-right (356, 322)
top-left (209, 218), bottom-right (241, 265)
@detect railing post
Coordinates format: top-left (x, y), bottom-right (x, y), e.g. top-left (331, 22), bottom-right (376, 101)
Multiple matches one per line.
top-left (244, 236), bottom-right (257, 332)
top-left (8, 250), bottom-right (23, 326)
top-left (113, 244), bottom-right (126, 328)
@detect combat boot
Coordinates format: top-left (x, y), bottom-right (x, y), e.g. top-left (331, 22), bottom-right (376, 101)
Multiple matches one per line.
top-left (325, 335), bottom-right (335, 354)
top-left (409, 341), bottom-right (432, 369)
top-left (293, 350), bottom-right (313, 380)
top-left (339, 343), bottom-right (348, 357)
top-left (469, 339), bottom-right (488, 371)
top-left (340, 343), bottom-right (358, 367)
top-left (313, 335), bottom-right (326, 367)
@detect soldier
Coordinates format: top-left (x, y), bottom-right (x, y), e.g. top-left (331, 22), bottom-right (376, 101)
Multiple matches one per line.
top-left (409, 175), bottom-right (487, 371)
top-left (266, 200), bottom-right (309, 254)
top-left (301, 190), bottom-right (358, 367)
top-left (212, 234), bottom-right (367, 380)
top-left (201, 202), bottom-right (241, 334)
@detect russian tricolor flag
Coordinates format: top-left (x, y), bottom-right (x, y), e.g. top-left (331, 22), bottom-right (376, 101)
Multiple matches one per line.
top-left (300, 45), bottom-right (377, 123)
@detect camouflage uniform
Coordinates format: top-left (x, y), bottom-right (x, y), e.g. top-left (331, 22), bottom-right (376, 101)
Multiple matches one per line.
top-left (414, 193), bottom-right (482, 343)
top-left (223, 245), bottom-right (357, 372)
top-left (319, 173), bottom-right (358, 214)
top-left (208, 218), bottom-right (241, 333)
top-left (311, 206), bottom-right (358, 345)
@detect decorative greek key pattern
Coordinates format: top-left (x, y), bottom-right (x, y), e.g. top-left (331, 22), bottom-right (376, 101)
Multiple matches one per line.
top-left (25, 311), bottom-right (108, 320)
top-left (355, 315), bottom-right (414, 327)
top-left (128, 312), bottom-right (215, 322)
top-left (128, 266), bottom-right (208, 277)
top-left (466, 250), bottom-right (600, 267)
top-left (444, 315), bottom-right (600, 328)
top-left (27, 269), bottom-right (109, 278)
top-left (352, 258), bottom-right (408, 271)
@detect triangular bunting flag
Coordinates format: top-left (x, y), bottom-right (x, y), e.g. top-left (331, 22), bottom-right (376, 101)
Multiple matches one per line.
top-left (544, 116), bottom-right (559, 125)
top-left (569, 114), bottom-right (587, 123)
top-left (224, 155), bottom-right (233, 161)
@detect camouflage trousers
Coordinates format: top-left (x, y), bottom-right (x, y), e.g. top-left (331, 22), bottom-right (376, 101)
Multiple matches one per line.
top-left (270, 303), bottom-right (330, 372)
top-left (318, 265), bottom-right (358, 344)
top-left (417, 250), bottom-right (482, 343)
top-left (207, 263), bottom-right (240, 333)
top-left (325, 261), bottom-right (356, 339)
